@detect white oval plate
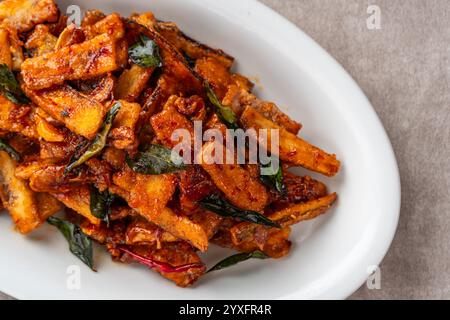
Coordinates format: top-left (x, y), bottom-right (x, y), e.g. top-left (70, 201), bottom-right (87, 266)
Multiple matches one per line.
top-left (0, 0), bottom-right (400, 299)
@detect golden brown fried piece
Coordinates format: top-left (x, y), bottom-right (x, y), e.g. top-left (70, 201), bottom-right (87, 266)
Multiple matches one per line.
top-left (269, 193), bottom-right (337, 227)
top-left (0, 28), bottom-right (12, 67)
top-left (52, 186), bottom-right (101, 225)
top-left (110, 100), bottom-right (141, 150)
top-left (150, 96), bottom-right (195, 148)
top-left (0, 0), bottom-right (58, 33)
top-left (156, 21), bottom-right (234, 69)
top-left (0, 151), bottom-right (40, 233)
top-left (0, 95), bottom-right (37, 138)
top-left (25, 24), bottom-right (57, 56)
top-left (223, 84), bottom-right (301, 134)
top-left (54, 23), bottom-right (85, 49)
top-left (240, 106), bottom-right (340, 177)
top-left (21, 33), bottom-right (119, 90)
top-left (112, 167), bottom-right (177, 221)
top-left (198, 141), bottom-right (269, 212)
top-left (195, 57), bottom-right (253, 99)
top-left (83, 13), bottom-right (125, 40)
top-left (114, 64), bottom-right (154, 102)
top-left (126, 216), bottom-right (178, 246)
top-left (23, 84), bottom-right (106, 139)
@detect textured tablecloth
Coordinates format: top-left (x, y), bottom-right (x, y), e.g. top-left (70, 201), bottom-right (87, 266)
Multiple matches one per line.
top-left (1, 0), bottom-right (449, 300)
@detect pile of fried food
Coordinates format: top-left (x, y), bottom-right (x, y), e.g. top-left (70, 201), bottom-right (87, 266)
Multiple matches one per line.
top-left (0, 0), bottom-right (340, 287)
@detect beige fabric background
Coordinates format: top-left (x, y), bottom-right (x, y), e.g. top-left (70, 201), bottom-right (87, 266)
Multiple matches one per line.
top-left (1, 0), bottom-right (449, 300)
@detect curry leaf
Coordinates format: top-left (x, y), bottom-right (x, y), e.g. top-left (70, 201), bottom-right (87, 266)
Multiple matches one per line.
top-left (65, 102), bottom-right (121, 174)
top-left (89, 187), bottom-right (114, 223)
top-left (205, 83), bottom-right (239, 129)
top-left (0, 64), bottom-right (30, 104)
top-left (260, 160), bottom-right (286, 194)
top-left (207, 251), bottom-right (269, 273)
top-left (47, 216), bottom-right (95, 271)
top-left (198, 194), bottom-right (280, 228)
top-left (0, 139), bottom-right (21, 161)
top-left (129, 35), bottom-right (163, 68)
top-left (126, 144), bottom-right (186, 175)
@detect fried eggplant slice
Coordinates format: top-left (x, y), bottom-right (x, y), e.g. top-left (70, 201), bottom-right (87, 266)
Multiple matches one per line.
top-left (21, 33), bottom-right (119, 90)
top-left (0, 0), bottom-right (58, 32)
top-left (269, 172), bottom-right (327, 209)
top-left (23, 84), bottom-right (106, 139)
top-left (240, 107), bottom-right (340, 177)
top-left (156, 21), bottom-right (234, 69)
top-left (0, 151), bottom-right (40, 233)
top-left (269, 193), bottom-right (337, 227)
top-left (212, 224), bottom-right (291, 259)
top-left (198, 141), bottom-right (269, 212)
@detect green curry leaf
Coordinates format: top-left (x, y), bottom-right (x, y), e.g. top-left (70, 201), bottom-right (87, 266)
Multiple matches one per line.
top-left (0, 139), bottom-right (21, 161)
top-left (47, 216), bottom-right (95, 271)
top-left (198, 194), bottom-right (280, 228)
top-left (126, 144), bottom-right (186, 175)
top-left (0, 64), bottom-right (30, 104)
top-left (129, 35), bottom-right (163, 68)
top-left (205, 83), bottom-right (239, 129)
top-left (207, 251), bottom-right (269, 273)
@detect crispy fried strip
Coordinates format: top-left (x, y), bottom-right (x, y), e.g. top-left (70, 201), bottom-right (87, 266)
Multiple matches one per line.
top-left (126, 216), bottom-right (178, 246)
top-left (52, 186), bottom-right (101, 226)
top-left (269, 193), bottom-right (337, 227)
top-left (23, 84), bottom-right (106, 139)
top-left (198, 141), bottom-right (269, 212)
top-left (21, 33), bottom-right (119, 90)
top-left (114, 64), bottom-right (154, 102)
top-left (0, 151), bottom-right (40, 233)
top-left (156, 21), bottom-right (234, 69)
top-left (110, 99), bottom-right (141, 149)
top-left (222, 85), bottom-right (301, 134)
top-left (112, 168), bottom-right (177, 220)
top-left (83, 13), bottom-right (125, 40)
top-left (150, 97), bottom-right (194, 148)
top-left (240, 107), bottom-right (340, 177)
top-left (110, 176), bottom-right (209, 252)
